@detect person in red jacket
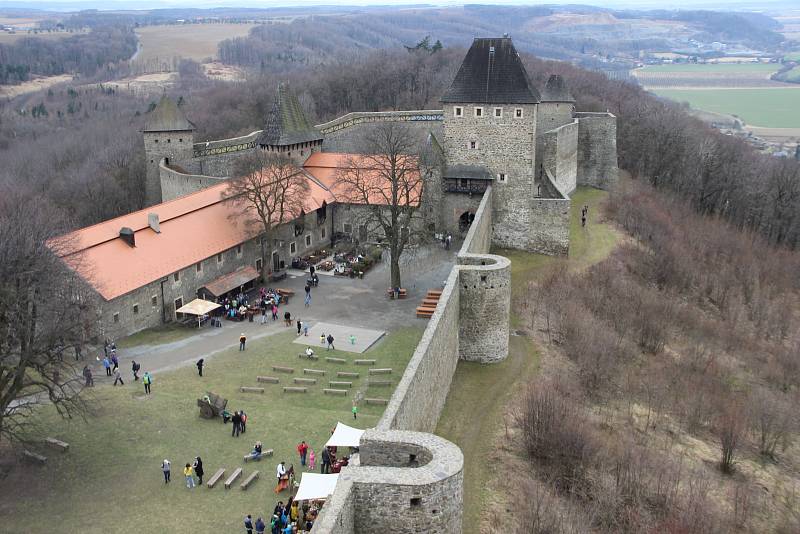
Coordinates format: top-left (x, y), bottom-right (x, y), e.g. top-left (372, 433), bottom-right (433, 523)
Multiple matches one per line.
top-left (296, 441), bottom-right (308, 467)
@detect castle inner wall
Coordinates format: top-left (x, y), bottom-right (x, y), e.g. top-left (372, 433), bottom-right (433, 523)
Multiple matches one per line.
top-left (576, 112), bottom-right (618, 190)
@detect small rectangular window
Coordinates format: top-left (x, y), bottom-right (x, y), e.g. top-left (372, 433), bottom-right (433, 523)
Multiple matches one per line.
top-left (255, 258), bottom-right (263, 271)
top-left (343, 223), bottom-right (353, 234)
top-left (474, 107), bottom-right (483, 117)
top-left (196, 262), bottom-right (202, 273)
top-left (305, 234), bottom-right (312, 247)
top-left (498, 173), bottom-right (507, 183)
top-left (494, 107), bottom-right (502, 118)
top-left (236, 244), bottom-right (242, 256)
top-left (515, 108), bottom-right (523, 118)
top-left (217, 253), bottom-right (223, 263)
top-left (410, 498), bottom-right (421, 507)
top-left (151, 295), bottom-right (158, 307)
top-left (469, 141), bottom-right (477, 150)
top-left (321, 227), bottom-right (326, 239)
top-left (454, 106), bottom-right (463, 117)
top-left (173, 271), bottom-right (180, 283)
top-left (174, 297), bottom-right (183, 314)
top-left (290, 242), bottom-right (297, 255)
top-left (113, 312), bottom-right (119, 323)
top-left (133, 304), bottom-right (139, 315)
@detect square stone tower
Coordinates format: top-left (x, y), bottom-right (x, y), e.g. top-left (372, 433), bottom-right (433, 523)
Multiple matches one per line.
top-left (440, 37), bottom-right (540, 250)
top-left (142, 96), bottom-right (195, 206)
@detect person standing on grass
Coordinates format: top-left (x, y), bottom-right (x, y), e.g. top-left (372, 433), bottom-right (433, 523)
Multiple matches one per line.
top-left (102, 356), bottom-right (111, 376)
top-left (143, 371), bottom-right (152, 394)
top-left (255, 516), bottom-right (266, 534)
top-left (239, 333), bottom-right (247, 351)
top-left (82, 365), bottom-right (93, 387)
top-left (232, 411), bottom-right (242, 437)
top-left (297, 441), bottom-right (308, 467)
top-left (196, 359), bottom-right (204, 377)
top-left (240, 411), bottom-right (247, 433)
top-left (161, 459), bottom-right (171, 484)
top-left (112, 367), bottom-right (124, 386)
top-left (183, 463), bottom-right (195, 488)
top-left (308, 448), bottom-right (316, 471)
top-left (244, 515), bottom-right (254, 534)
top-left (352, 402), bottom-right (358, 420)
top-left (326, 334), bottom-right (335, 351)
top-left (321, 448), bottom-right (331, 474)
top-left (131, 360), bottom-right (141, 381)
top-left (193, 457), bottom-right (204, 485)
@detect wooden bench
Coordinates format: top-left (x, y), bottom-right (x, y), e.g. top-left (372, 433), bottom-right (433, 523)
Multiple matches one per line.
top-left (293, 377), bottom-right (317, 385)
top-left (338, 371), bottom-right (359, 378)
top-left (303, 368), bottom-right (326, 376)
top-left (354, 359), bottom-right (376, 366)
top-left (421, 299), bottom-right (439, 307)
top-left (23, 450), bottom-right (47, 464)
top-left (272, 366), bottom-right (294, 374)
top-left (324, 388), bottom-right (348, 396)
top-left (426, 290), bottom-right (443, 298)
top-left (240, 386), bottom-right (265, 394)
top-left (298, 352), bottom-right (319, 360)
top-left (386, 288), bottom-right (408, 300)
top-left (243, 449), bottom-right (274, 462)
top-left (368, 368), bottom-right (392, 375)
top-left (45, 437), bottom-right (69, 452)
top-left (365, 398), bottom-right (389, 405)
top-left (329, 381), bottom-right (352, 388)
top-left (367, 380), bottom-right (393, 387)
top-left (224, 467), bottom-right (243, 489)
top-left (416, 306), bottom-right (436, 318)
top-left (240, 470), bottom-right (259, 490)
top-left (207, 468), bottom-right (226, 488)
top-left (325, 357), bottom-right (346, 364)
top-left (283, 386), bottom-right (308, 393)
top-left (257, 376), bottom-right (279, 384)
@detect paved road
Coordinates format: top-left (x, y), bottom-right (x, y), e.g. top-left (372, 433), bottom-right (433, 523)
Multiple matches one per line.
top-left (86, 243), bottom-right (457, 383)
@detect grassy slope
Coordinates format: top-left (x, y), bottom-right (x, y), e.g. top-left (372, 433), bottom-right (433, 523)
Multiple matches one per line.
top-left (0, 328), bottom-right (422, 534)
top-left (653, 87), bottom-right (800, 128)
top-left (435, 187), bottom-right (621, 533)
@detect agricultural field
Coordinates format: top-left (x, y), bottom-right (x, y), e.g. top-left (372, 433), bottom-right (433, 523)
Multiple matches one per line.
top-left (653, 87), bottom-right (800, 128)
top-left (0, 29), bottom-right (85, 44)
top-left (134, 23), bottom-right (256, 65)
top-left (634, 63), bottom-right (782, 88)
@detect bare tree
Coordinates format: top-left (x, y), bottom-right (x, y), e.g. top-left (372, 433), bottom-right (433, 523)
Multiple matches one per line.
top-left (0, 189), bottom-right (99, 444)
top-left (749, 386), bottom-right (795, 459)
top-left (717, 401), bottom-right (745, 474)
top-left (334, 123), bottom-right (427, 289)
top-left (226, 152), bottom-right (310, 280)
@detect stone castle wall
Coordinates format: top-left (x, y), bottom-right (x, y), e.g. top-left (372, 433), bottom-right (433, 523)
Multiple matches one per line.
top-left (540, 120), bottom-right (578, 197)
top-left (317, 110), bottom-right (443, 153)
top-left (144, 130), bottom-right (194, 206)
top-left (160, 163), bottom-right (227, 202)
top-left (576, 112), bottom-right (618, 190)
top-left (529, 195), bottom-right (571, 256)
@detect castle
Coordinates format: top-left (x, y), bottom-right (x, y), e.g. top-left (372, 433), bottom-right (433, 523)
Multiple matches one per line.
top-left (54, 38), bottom-right (616, 533)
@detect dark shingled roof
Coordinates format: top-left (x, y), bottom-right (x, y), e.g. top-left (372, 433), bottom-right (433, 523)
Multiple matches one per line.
top-left (443, 164), bottom-right (493, 181)
top-left (258, 84), bottom-right (323, 147)
top-left (441, 38), bottom-right (539, 104)
top-left (143, 95), bottom-right (194, 132)
top-left (540, 74), bottom-right (575, 103)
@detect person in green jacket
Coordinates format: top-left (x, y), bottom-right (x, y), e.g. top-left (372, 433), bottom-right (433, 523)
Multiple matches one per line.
top-left (143, 371), bottom-right (152, 394)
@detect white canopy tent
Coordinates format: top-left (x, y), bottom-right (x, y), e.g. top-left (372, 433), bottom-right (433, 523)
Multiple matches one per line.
top-left (294, 473), bottom-right (339, 502)
top-left (176, 298), bottom-right (221, 327)
top-left (325, 422), bottom-right (365, 448)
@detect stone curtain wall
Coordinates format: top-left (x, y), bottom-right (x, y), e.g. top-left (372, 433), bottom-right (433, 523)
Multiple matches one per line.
top-left (539, 121), bottom-right (578, 197)
top-left (316, 430), bottom-right (464, 534)
top-left (159, 163), bottom-right (227, 202)
top-left (144, 130), bottom-right (194, 206)
top-left (575, 112), bottom-right (618, 190)
top-left (529, 197), bottom-right (570, 256)
top-left (317, 111), bottom-right (444, 154)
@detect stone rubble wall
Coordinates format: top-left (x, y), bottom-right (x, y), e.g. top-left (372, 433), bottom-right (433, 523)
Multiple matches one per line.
top-left (317, 110), bottom-right (443, 154)
top-left (529, 195), bottom-right (571, 256)
top-left (575, 112), bottom-right (618, 190)
top-left (159, 162), bottom-right (227, 202)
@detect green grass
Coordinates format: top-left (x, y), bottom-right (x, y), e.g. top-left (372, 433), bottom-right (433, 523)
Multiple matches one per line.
top-left (639, 63), bottom-right (778, 73)
top-left (1, 327), bottom-right (422, 534)
top-left (783, 52), bottom-right (800, 62)
top-left (436, 186), bottom-right (620, 532)
top-left (116, 322), bottom-right (197, 349)
top-left (653, 87), bottom-right (800, 128)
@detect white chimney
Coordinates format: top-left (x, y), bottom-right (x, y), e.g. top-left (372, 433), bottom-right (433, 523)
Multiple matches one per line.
top-left (148, 213), bottom-right (161, 234)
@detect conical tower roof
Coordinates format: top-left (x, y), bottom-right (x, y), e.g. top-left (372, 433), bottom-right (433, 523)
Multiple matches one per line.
top-left (540, 74), bottom-right (574, 103)
top-left (143, 95), bottom-right (194, 132)
top-left (441, 37), bottom-right (539, 104)
top-left (258, 84), bottom-right (322, 147)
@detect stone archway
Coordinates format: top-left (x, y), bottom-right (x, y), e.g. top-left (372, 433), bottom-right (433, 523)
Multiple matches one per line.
top-left (458, 211), bottom-right (475, 233)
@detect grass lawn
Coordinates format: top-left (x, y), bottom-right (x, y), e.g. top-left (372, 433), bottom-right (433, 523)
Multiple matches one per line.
top-left (639, 63), bottom-right (778, 74)
top-left (135, 23), bottom-right (255, 63)
top-left (653, 87), bottom-right (800, 128)
top-left (436, 186), bottom-right (620, 532)
top-left (0, 327), bottom-right (422, 534)
top-left (116, 322), bottom-right (197, 349)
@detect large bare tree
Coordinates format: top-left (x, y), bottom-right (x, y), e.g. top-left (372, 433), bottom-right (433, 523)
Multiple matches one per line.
top-left (226, 152), bottom-right (310, 280)
top-left (335, 123), bottom-right (429, 289)
top-left (0, 189), bottom-right (99, 444)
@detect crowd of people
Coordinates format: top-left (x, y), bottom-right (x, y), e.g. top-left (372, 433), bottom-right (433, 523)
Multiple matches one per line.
top-left (244, 498), bottom-right (324, 534)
